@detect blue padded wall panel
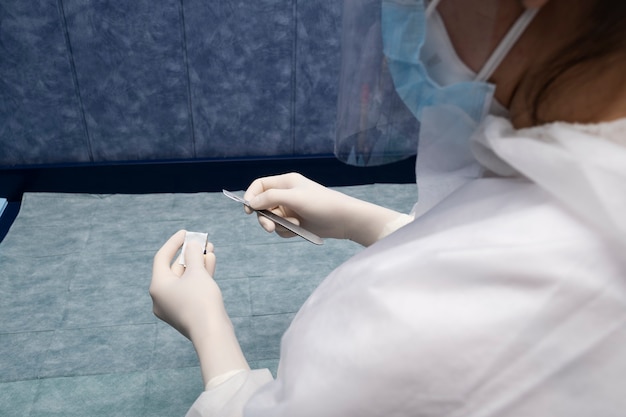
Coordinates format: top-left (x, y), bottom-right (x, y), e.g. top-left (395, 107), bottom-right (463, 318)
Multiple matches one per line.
top-left (0, 0), bottom-right (344, 168)
top-left (294, 1), bottom-right (341, 155)
top-left (62, 0), bottom-right (194, 162)
top-left (184, 0), bottom-right (293, 158)
top-left (0, 0), bottom-right (89, 166)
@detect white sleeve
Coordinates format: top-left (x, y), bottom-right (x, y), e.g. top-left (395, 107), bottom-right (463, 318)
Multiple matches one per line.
top-left (376, 212), bottom-right (414, 241)
top-left (238, 178), bottom-right (626, 417)
top-left (185, 369), bottom-right (273, 417)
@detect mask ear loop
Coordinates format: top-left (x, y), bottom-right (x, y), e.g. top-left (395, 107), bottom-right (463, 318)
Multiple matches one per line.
top-left (474, 7), bottom-right (539, 82)
top-left (426, 0), bottom-right (443, 17)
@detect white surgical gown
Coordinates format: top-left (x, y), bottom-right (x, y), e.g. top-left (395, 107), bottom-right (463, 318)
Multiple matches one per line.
top-left (187, 116), bottom-right (626, 417)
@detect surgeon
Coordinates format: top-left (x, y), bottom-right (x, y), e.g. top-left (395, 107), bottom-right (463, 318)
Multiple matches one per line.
top-left (150, 0), bottom-right (626, 415)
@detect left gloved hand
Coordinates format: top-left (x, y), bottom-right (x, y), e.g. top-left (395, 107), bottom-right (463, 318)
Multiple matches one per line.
top-left (150, 229), bottom-right (222, 341)
top-left (150, 230), bottom-right (250, 388)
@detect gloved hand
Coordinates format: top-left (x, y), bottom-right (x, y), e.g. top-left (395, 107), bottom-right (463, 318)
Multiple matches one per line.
top-left (151, 230), bottom-right (249, 388)
top-left (244, 173), bottom-right (413, 246)
top-left (150, 230), bottom-right (220, 340)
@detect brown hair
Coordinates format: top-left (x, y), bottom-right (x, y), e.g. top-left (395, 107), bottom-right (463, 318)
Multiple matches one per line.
top-left (531, 1), bottom-right (626, 123)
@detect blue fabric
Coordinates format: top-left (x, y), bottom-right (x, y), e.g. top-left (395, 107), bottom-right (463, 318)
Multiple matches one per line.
top-left (294, 1), bottom-right (342, 155)
top-left (0, 184), bottom-right (416, 416)
top-left (0, 1), bottom-right (342, 167)
top-left (62, 0), bottom-right (194, 162)
top-left (0, 0), bottom-right (89, 166)
top-left (381, 0), bottom-right (494, 124)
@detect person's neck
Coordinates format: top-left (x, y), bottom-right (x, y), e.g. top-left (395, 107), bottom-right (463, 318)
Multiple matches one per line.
top-left (505, 0), bottom-right (626, 127)
top-left (436, 0), bottom-right (526, 74)
top-left (438, 0), bottom-right (617, 127)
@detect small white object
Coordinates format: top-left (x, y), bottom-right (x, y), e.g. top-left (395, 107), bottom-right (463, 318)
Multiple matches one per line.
top-left (179, 231), bottom-right (208, 266)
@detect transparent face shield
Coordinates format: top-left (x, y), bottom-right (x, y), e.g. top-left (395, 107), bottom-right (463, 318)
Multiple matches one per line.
top-left (335, 0), bottom-right (420, 167)
top-left (335, 0), bottom-right (539, 167)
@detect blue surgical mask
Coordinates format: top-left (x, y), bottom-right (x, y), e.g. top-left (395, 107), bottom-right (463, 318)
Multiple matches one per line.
top-left (381, 0), bottom-right (538, 126)
top-left (381, 0), bottom-right (539, 215)
top-left (334, 0), bottom-right (538, 167)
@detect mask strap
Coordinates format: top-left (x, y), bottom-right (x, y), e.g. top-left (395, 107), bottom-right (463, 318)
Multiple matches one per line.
top-left (426, 0), bottom-right (443, 17)
top-left (475, 7), bottom-right (539, 82)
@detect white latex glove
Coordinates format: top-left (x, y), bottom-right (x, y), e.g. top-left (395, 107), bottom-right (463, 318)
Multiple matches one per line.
top-left (151, 230), bottom-right (249, 387)
top-left (244, 173), bottom-right (413, 246)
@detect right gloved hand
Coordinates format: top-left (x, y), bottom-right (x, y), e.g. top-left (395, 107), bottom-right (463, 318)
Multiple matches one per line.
top-left (243, 173), bottom-right (412, 246)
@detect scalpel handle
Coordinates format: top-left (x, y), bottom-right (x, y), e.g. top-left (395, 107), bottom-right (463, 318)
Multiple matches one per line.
top-left (255, 209), bottom-right (324, 245)
top-left (222, 189), bottom-right (324, 245)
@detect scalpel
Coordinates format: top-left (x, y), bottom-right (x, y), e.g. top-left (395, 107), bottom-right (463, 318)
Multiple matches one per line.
top-left (222, 189), bottom-right (324, 245)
